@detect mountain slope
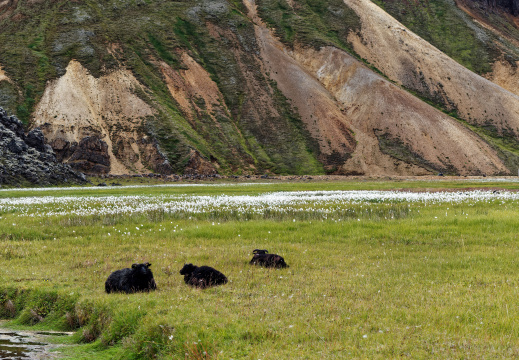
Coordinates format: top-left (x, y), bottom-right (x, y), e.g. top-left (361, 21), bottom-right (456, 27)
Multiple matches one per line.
top-left (0, 0), bottom-right (325, 175)
top-left (247, 0), bottom-right (507, 175)
top-left (1, 0), bottom-right (519, 176)
top-left (32, 60), bottom-right (170, 175)
top-left (369, 0), bottom-right (519, 96)
top-left (345, 0), bottom-right (519, 135)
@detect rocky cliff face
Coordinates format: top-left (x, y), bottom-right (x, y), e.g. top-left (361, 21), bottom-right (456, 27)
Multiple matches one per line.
top-left (345, 0), bottom-right (519, 139)
top-left (32, 60), bottom-right (172, 176)
top-left (0, 107), bottom-right (87, 186)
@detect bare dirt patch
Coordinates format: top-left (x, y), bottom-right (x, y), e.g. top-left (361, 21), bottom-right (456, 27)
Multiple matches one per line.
top-left (159, 52), bottom-right (230, 129)
top-left (484, 59), bottom-right (519, 96)
top-left (0, 0), bottom-right (17, 21)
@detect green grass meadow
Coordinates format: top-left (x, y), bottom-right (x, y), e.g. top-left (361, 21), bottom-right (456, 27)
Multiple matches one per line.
top-left (1, 180), bottom-right (519, 358)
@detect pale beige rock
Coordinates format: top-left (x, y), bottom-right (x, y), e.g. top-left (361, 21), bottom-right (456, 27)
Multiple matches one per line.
top-left (485, 60), bottom-right (519, 97)
top-left (0, 65), bottom-right (11, 83)
top-left (32, 60), bottom-right (154, 175)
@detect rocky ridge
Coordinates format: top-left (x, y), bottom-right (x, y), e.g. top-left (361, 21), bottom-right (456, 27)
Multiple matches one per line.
top-left (0, 107), bottom-right (87, 186)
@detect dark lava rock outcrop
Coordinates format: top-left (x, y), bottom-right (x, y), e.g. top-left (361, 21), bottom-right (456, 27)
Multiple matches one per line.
top-left (0, 107), bottom-right (87, 186)
top-left (67, 136), bottom-right (111, 174)
top-left (184, 150), bottom-right (218, 176)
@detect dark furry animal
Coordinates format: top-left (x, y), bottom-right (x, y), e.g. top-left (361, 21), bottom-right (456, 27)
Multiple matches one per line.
top-left (250, 249), bottom-right (288, 268)
top-left (179, 263), bottom-right (228, 289)
top-left (105, 262), bottom-right (157, 294)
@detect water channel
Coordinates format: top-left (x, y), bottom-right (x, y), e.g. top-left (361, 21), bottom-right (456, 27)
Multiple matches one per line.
top-left (0, 329), bottom-right (71, 359)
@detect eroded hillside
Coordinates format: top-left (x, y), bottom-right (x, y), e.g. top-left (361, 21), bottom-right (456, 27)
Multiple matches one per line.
top-left (247, 0), bottom-right (507, 175)
top-left (32, 60), bottom-right (171, 175)
top-left (1, 0), bottom-right (519, 176)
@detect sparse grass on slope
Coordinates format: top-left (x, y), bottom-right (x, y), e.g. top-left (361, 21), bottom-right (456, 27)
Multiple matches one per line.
top-left (257, 0), bottom-right (361, 52)
top-left (1, 181), bottom-right (519, 358)
top-left (371, 0), bottom-right (511, 75)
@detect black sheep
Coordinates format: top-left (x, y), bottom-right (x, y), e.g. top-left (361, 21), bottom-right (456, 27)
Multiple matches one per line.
top-left (179, 263), bottom-right (228, 289)
top-left (250, 249), bottom-right (288, 268)
top-left (105, 262), bottom-right (157, 294)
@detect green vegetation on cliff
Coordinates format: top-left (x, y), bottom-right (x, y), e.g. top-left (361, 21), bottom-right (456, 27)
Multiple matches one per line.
top-left (0, 0), bottom-right (323, 175)
top-left (257, 0), bottom-right (361, 52)
top-left (3, 0), bottom-right (519, 176)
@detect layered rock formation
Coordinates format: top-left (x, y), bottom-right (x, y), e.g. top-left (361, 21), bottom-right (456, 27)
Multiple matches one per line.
top-left (246, 0), bottom-right (509, 175)
top-left (345, 0), bottom-right (519, 138)
top-left (0, 107), bottom-right (87, 186)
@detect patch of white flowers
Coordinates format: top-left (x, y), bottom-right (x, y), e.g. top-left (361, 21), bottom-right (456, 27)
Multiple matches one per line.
top-left (0, 190), bottom-right (517, 218)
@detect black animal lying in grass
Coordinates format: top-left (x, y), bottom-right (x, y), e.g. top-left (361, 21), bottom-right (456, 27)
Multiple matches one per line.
top-left (249, 249), bottom-right (289, 268)
top-left (180, 263), bottom-right (228, 289)
top-left (105, 262), bottom-right (157, 294)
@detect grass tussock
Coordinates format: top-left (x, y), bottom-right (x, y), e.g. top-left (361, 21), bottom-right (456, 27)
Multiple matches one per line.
top-left (0, 181), bottom-right (519, 358)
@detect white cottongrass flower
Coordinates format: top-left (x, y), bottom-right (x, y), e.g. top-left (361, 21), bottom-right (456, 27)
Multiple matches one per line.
top-left (0, 189), bottom-right (517, 218)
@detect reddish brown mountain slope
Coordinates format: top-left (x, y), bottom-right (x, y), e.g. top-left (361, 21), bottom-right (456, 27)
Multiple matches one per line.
top-left (346, 0), bottom-right (519, 142)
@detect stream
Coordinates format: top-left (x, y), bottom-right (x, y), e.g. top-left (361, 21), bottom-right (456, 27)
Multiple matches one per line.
top-left (0, 329), bottom-right (72, 359)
